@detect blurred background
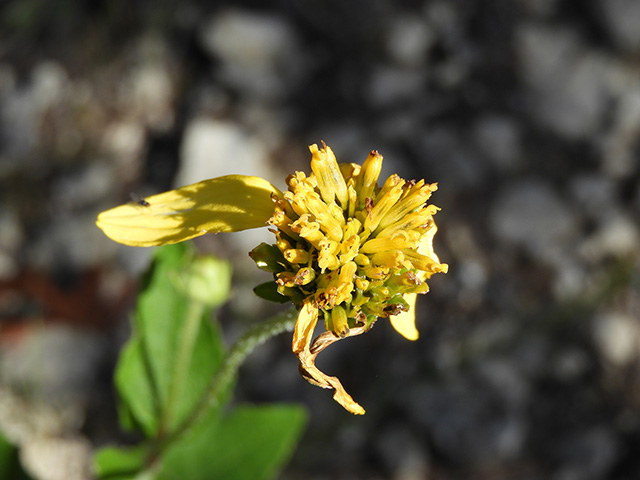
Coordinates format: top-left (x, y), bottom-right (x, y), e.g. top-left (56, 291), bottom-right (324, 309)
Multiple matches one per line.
top-left (1, 0), bottom-right (639, 478)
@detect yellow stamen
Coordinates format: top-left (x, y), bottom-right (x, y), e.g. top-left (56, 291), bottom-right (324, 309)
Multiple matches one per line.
top-left (268, 209), bottom-right (298, 239)
top-left (360, 237), bottom-right (413, 254)
top-left (363, 175), bottom-right (405, 233)
top-left (403, 249), bottom-right (448, 274)
top-left (356, 150), bottom-right (383, 206)
top-left (317, 238), bottom-right (341, 272)
top-left (330, 305), bottom-right (349, 337)
top-left (370, 250), bottom-right (405, 270)
top-left (377, 181), bottom-right (438, 231)
top-left (284, 248), bottom-right (311, 264)
top-left (310, 143), bottom-right (349, 208)
top-left (276, 266), bottom-right (316, 287)
top-left (376, 205), bottom-right (438, 239)
top-left (290, 214), bottom-right (325, 250)
top-left (355, 277), bottom-right (369, 291)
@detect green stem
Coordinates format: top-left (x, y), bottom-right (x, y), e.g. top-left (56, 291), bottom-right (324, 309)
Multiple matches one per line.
top-left (160, 301), bottom-right (205, 436)
top-left (163, 307), bottom-right (298, 446)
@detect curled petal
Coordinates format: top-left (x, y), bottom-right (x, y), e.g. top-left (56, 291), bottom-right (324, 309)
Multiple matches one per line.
top-left (96, 175), bottom-right (281, 246)
top-left (293, 300), bottom-right (366, 415)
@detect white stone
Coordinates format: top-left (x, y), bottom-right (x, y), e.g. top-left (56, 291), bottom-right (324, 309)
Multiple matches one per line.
top-left (177, 117), bottom-right (278, 187)
top-left (129, 63), bottom-right (175, 132)
top-left (176, 118), bottom-right (283, 253)
top-left (593, 312), bottom-right (640, 367)
top-left (21, 437), bottom-right (91, 480)
top-left (102, 120), bottom-right (146, 161)
top-left (579, 214), bottom-right (640, 261)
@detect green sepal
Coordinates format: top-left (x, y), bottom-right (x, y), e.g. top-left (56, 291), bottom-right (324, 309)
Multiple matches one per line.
top-left (253, 281), bottom-right (290, 303)
top-left (249, 243), bottom-right (287, 273)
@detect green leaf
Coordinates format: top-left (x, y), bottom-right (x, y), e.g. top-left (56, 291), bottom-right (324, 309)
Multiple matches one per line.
top-left (115, 243), bottom-right (230, 437)
top-left (161, 404), bottom-right (307, 480)
top-left (0, 430), bottom-right (32, 480)
top-left (114, 335), bottom-right (154, 433)
top-left (93, 444), bottom-right (149, 480)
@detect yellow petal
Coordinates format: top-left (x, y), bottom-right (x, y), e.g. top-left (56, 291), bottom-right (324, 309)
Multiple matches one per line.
top-left (96, 175), bottom-right (281, 246)
top-left (292, 300), bottom-right (319, 355)
top-left (389, 293), bottom-right (419, 340)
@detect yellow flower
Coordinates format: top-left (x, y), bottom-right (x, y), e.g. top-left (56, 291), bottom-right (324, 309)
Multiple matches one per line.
top-left (97, 142), bottom-right (448, 415)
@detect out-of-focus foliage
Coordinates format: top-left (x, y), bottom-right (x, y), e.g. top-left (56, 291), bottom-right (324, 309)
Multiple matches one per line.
top-left (0, 430), bottom-right (32, 480)
top-left (94, 244), bottom-right (307, 480)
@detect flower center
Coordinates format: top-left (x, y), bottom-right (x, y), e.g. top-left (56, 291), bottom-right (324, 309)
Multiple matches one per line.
top-left (250, 143), bottom-right (447, 337)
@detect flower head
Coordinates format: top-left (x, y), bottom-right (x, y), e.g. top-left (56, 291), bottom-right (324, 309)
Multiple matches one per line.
top-left (97, 142), bottom-right (447, 414)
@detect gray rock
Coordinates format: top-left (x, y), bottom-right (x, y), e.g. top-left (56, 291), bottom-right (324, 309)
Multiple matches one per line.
top-left (407, 378), bottom-right (527, 466)
top-left (50, 163), bottom-right (116, 212)
top-left (0, 210), bottom-right (23, 279)
top-left (374, 425), bottom-right (430, 480)
top-left (385, 16), bottom-right (434, 67)
top-left (419, 127), bottom-right (487, 189)
top-left (599, 0), bottom-right (640, 52)
top-left (473, 115), bottom-right (523, 172)
top-left (599, 86), bottom-right (640, 179)
top-left (490, 179), bottom-right (579, 263)
top-left (1, 62), bottom-right (68, 161)
top-left (368, 65), bottom-right (427, 108)
top-left (553, 426), bottom-right (618, 480)
top-left (0, 325), bottom-right (106, 408)
top-left (199, 10), bottom-right (305, 100)
top-left (517, 25), bottom-right (615, 139)
top-left (569, 174), bottom-right (618, 223)
top-left (27, 212), bottom-right (117, 272)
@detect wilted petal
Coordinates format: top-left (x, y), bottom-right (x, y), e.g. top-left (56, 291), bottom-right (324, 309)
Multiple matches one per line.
top-left (96, 175), bottom-right (281, 246)
top-left (293, 301), bottom-right (366, 415)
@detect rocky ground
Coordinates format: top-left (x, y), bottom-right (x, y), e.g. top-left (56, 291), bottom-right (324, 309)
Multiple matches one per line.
top-left (1, 1), bottom-right (639, 479)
